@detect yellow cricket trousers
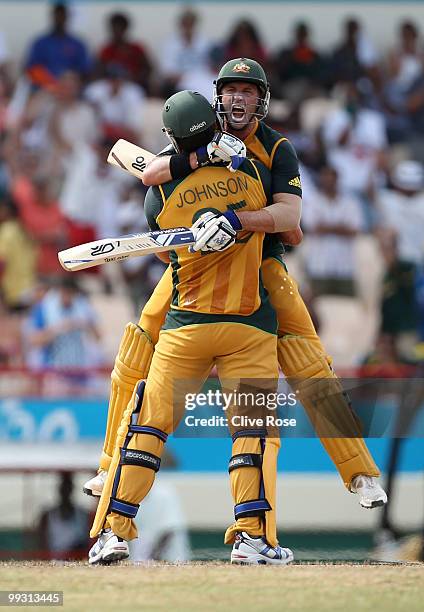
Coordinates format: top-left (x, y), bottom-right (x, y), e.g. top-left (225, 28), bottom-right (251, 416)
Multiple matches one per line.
top-left (92, 322), bottom-right (281, 547)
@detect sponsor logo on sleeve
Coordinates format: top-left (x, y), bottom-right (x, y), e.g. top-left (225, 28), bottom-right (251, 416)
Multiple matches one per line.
top-left (288, 176), bottom-right (302, 189)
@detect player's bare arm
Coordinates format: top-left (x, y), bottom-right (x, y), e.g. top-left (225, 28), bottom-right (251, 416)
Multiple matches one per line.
top-left (142, 153), bottom-right (197, 186)
top-left (237, 193), bottom-right (302, 233)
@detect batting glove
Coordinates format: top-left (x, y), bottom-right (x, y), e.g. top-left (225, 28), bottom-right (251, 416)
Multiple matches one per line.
top-left (196, 132), bottom-right (247, 172)
top-left (190, 210), bottom-right (242, 253)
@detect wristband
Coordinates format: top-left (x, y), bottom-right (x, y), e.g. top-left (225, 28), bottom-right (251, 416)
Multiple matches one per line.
top-left (195, 146), bottom-right (210, 167)
top-left (169, 153), bottom-right (193, 179)
top-left (224, 210), bottom-right (242, 231)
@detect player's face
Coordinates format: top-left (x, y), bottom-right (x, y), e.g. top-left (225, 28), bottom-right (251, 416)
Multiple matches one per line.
top-left (220, 82), bottom-right (260, 130)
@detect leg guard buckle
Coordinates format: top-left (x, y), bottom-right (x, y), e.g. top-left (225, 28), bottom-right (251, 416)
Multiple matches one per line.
top-left (228, 453), bottom-right (262, 473)
top-left (110, 497), bottom-right (139, 519)
top-left (232, 429), bottom-right (268, 442)
top-left (234, 499), bottom-right (272, 519)
top-left (120, 448), bottom-right (161, 472)
top-left (128, 425), bottom-right (168, 443)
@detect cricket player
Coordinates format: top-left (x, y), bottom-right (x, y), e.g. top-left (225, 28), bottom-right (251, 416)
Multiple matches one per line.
top-left (89, 90), bottom-right (296, 565)
top-left (85, 58), bottom-right (387, 510)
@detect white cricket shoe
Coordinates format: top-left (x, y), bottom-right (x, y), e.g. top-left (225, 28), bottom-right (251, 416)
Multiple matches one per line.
top-left (350, 475), bottom-right (388, 509)
top-left (88, 529), bottom-right (129, 565)
top-left (83, 470), bottom-right (107, 497)
top-left (231, 532), bottom-right (294, 565)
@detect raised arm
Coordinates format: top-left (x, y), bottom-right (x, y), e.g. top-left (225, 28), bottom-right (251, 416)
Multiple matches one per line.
top-left (142, 132), bottom-right (246, 186)
top-left (142, 152), bottom-right (198, 186)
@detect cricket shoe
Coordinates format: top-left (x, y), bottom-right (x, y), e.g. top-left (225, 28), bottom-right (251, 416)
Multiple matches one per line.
top-left (350, 475), bottom-right (388, 509)
top-left (88, 529), bottom-right (129, 565)
top-left (83, 470), bottom-right (107, 497)
top-left (231, 532), bottom-right (294, 565)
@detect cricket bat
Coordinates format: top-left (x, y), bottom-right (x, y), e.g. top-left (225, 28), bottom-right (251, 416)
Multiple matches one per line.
top-left (107, 138), bottom-right (157, 179)
top-left (58, 228), bottom-right (195, 272)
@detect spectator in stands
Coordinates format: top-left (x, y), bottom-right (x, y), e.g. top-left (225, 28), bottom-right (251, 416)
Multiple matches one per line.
top-left (376, 160), bottom-right (424, 268)
top-left (37, 472), bottom-right (91, 561)
top-left (223, 20), bottom-right (268, 67)
top-left (85, 63), bottom-right (145, 143)
top-left (159, 8), bottom-right (211, 97)
top-left (0, 31), bottom-right (12, 97)
top-left (302, 165), bottom-right (364, 296)
top-left (377, 229), bottom-right (419, 362)
top-left (59, 136), bottom-right (133, 258)
top-left (11, 172), bottom-right (68, 277)
top-left (50, 71), bottom-right (99, 161)
top-left (382, 21), bottom-right (424, 144)
top-left (48, 71), bottom-right (100, 247)
top-left (0, 195), bottom-right (36, 311)
top-left (116, 183), bottom-right (166, 313)
top-left (273, 21), bottom-right (324, 99)
top-left (4, 78), bottom-right (58, 166)
top-left (24, 3), bottom-right (92, 85)
top-left (179, 45), bottom-right (225, 99)
top-left (405, 71), bottom-right (424, 157)
top-left (97, 11), bottom-right (154, 95)
top-left (330, 17), bottom-right (379, 86)
top-left (386, 21), bottom-right (423, 101)
top-left (131, 476), bottom-right (190, 562)
top-left (322, 81), bottom-right (387, 226)
top-left (25, 276), bottom-right (102, 370)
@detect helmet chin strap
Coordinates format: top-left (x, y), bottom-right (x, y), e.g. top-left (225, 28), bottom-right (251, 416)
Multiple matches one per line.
top-left (162, 127), bottom-right (181, 153)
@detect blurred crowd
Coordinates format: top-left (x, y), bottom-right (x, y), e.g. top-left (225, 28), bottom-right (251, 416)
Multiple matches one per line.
top-left (0, 3), bottom-right (423, 369)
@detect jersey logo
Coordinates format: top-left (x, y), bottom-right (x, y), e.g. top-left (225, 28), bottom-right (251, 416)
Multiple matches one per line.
top-left (288, 176), bottom-right (302, 189)
top-left (233, 62), bottom-right (251, 73)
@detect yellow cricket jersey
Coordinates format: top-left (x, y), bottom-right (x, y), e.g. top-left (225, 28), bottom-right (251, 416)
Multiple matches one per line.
top-left (144, 158), bottom-right (277, 333)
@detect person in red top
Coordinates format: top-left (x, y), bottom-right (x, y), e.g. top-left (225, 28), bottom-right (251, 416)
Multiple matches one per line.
top-left (11, 173), bottom-right (68, 276)
top-left (98, 12), bottom-right (153, 94)
top-left (273, 22), bottom-right (324, 97)
top-left (224, 20), bottom-right (268, 68)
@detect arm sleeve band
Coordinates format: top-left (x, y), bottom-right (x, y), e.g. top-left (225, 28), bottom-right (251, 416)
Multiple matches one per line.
top-left (169, 153), bottom-right (194, 179)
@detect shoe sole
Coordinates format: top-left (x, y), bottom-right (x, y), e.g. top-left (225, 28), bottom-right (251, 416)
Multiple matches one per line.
top-left (89, 549), bottom-right (129, 565)
top-left (83, 487), bottom-right (101, 497)
top-left (360, 499), bottom-right (387, 509)
top-left (101, 550), bottom-right (129, 564)
top-left (231, 553), bottom-right (294, 566)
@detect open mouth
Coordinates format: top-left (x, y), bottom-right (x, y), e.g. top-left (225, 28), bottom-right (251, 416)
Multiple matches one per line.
top-left (230, 104), bottom-right (247, 122)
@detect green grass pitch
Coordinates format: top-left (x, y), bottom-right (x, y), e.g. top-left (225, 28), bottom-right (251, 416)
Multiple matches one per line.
top-left (0, 561), bottom-right (422, 611)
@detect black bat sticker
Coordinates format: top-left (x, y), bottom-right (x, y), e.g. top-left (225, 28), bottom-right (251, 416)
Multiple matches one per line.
top-left (91, 241), bottom-right (120, 257)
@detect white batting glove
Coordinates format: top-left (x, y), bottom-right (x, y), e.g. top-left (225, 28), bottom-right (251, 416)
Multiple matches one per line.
top-left (190, 210), bottom-right (241, 253)
top-left (197, 132), bottom-right (247, 172)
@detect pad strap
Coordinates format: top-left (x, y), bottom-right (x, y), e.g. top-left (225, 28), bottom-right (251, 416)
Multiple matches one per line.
top-left (232, 429), bottom-right (268, 442)
top-left (228, 453), bottom-right (262, 473)
top-left (110, 497), bottom-right (139, 519)
top-left (234, 499), bottom-right (272, 519)
top-left (134, 380), bottom-right (146, 410)
top-left (120, 448), bottom-right (161, 472)
top-left (128, 425), bottom-right (168, 442)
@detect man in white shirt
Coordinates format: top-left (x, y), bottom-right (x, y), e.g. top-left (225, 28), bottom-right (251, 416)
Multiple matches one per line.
top-left (130, 480), bottom-right (190, 562)
top-left (322, 83), bottom-right (387, 209)
top-left (160, 8), bottom-right (211, 96)
top-left (302, 165), bottom-right (364, 296)
top-left (377, 160), bottom-right (424, 266)
top-left (84, 64), bottom-right (146, 140)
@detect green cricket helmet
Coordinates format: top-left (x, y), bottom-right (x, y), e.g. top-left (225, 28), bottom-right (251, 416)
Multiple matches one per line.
top-left (213, 57), bottom-right (270, 122)
top-left (162, 90), bottom-right (219, 153)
